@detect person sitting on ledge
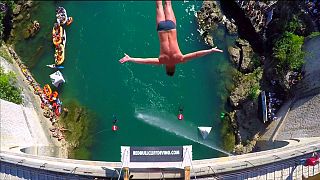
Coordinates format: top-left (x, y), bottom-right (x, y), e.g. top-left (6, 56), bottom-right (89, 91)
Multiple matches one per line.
top-left (119, 0), bottom-right (223, 76)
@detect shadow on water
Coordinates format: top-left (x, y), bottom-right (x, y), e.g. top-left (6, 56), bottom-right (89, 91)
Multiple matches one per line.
top-left (135, 109), bottom-right (233, 156)
top-left (28, 45), bottom-right (45, 68)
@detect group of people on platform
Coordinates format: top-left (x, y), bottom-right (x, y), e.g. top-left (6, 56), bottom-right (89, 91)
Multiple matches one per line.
top-left (266, 92), bottom-right (283, 121)
top-left (26, 20), bottom-right (41, 38)
top-left (237, 1), bottom-right (275, 30)
top-left (306, 0), bottom-right (320, 16)
top-left (56, 6), bottom-right (67, 25)
top-left (49, 125), bottom-right (66, 141)
top-left (52, 23), bottom-right (63, 43)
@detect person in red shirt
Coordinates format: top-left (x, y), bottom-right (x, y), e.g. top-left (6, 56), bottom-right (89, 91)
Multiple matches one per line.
top-left (119, 0), bottom-right (223, 76)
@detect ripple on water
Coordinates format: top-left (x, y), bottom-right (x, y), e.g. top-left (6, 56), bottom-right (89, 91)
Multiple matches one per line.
top-left (135, 110), bottom-right (232, 156)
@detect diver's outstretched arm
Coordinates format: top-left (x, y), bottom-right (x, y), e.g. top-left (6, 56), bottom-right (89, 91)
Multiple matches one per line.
top-left (119, 53), bottom-right (160, 64)
top-left (182, 47), bottom-right (223, 62)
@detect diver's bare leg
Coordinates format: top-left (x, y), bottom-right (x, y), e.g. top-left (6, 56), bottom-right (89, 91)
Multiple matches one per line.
top-left (156, 1), bottom-right (165, 26)
top-left (164, 0), bottom-right (176, 24)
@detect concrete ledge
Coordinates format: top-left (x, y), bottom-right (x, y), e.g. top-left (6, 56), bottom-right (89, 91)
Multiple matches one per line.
top-left (1, 137), bottom-right (320, 179)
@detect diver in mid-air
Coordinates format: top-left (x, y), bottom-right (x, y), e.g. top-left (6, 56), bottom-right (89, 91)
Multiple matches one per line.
top-left (119, 0), bottom-right (223, 76)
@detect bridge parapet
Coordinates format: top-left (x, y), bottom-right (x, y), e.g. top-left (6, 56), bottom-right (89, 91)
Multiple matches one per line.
top-left (1, 137), bottom-right (320, 179)
top-left (191, 138), bottom-right (320, 176)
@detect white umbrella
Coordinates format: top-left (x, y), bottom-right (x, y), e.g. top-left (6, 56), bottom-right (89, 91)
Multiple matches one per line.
top-left (50, 70), bottom-right (65, 87)
top-left (198, 127), bottom-right (212, 140)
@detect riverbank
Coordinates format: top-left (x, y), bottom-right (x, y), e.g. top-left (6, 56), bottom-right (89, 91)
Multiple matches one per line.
top-left (196, 1), bottom-right (265, 153)
top-left (196, 1), bottom-right (320, 154)
top-left (0, 44), bottom-right (68, 157)
top-left (1, 0), bottom-right (99, 160)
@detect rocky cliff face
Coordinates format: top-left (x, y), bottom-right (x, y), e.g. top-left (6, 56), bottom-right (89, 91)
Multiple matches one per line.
top-left (229, 67), bottom-right (262, 108)
top-left (3, 1), bottom-right (34, 41)
top-left (228, 38), bottom-right (255, 73)
top-left (196, 1), bottom-right (267, 154)
top-left (196, 1), bottom-right (237, 47)
top-left (12, 1), bottom-right (33, 21)
top-left (236, 1), bottom-right (278, 35)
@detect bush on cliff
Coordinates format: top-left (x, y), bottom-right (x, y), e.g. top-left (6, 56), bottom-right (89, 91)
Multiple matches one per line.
top-left (229, 68), bottom-right (262, 107)
top-left (248, 83), bottom-right (260, 100)
top-left (0, 67), bottom-right (22, 104)
top-left (273, 32), bottom-right (305, 73)
top-left (285, 15), bottom-right (307, 36)
top-left (247, 68), bottom-right (262, 100)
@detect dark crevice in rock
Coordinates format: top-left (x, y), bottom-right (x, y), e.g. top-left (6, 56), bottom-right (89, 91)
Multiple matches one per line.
top-left (2, 8), bottom-right (13, 42)
top-left (228, 39), bottom-right (255, 74)
top-left (237, 43), bottom-right (244, 71)
top-left (220, 0), bottom-right (264, 54)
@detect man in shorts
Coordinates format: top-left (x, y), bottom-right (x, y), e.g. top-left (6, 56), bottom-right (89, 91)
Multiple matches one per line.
top-left (119, 0), bottom-right (223, 76)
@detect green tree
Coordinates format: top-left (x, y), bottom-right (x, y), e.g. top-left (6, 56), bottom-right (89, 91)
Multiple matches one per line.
top-left (248, 84), bottom-right (260, 100)
top-left (273, 32), bottom-right (305, 73)
top-left (0, 67), bottom-right (22, 104)
top-left (285, 15), bottom-right (301, 33)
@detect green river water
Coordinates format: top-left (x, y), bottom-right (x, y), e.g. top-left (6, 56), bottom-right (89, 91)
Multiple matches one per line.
top-left (14, 1), bottom-right (236, 161)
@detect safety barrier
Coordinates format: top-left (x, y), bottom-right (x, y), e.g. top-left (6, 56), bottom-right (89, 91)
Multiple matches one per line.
top-left (0, 137), bottom-right (320, 179)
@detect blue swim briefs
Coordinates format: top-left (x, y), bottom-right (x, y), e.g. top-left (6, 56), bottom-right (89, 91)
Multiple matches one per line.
top-left (157, 20), bottom-right (176, 31)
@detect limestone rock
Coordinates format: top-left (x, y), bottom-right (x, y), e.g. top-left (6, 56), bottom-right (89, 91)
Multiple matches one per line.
top-left (23, 1), bottom-right (33, 9)
top-left (229, 38), bottom-right (255, 73)
top-left (197, 1), bottom-right (222, 30)
top-left (197, 1), bottom-right (239, 46)
top-left (13, 4), bottom-right (21, 15)
top-left (234, 144), bottom-right (245, 154)
top-left (224, 17), bottom-right (238, 34)
top-left (233, 133), bottom-right (259, 154)
top-left (229, 87), bottom-right (243, 107)
top-left (236, 1), bottom-right (277, 34)
top-left (228, 46), bottom-right (241, 66)
top-left (196, 1), bottom-right (223, 47)
top-left (229, 68), bottom-right (262, 108)
top-left (10, 30), bottom-right (14, 38)
top-left (13, 14), bottom-right (24, 22)
top-left (25, 13), bottom-right (30, 20)
top-left (235, 100), bottom-right (264, 141)
top-left (204, 35), bottom-right (214, 47)
top-left (239, 40), bottom-right (254, 72)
